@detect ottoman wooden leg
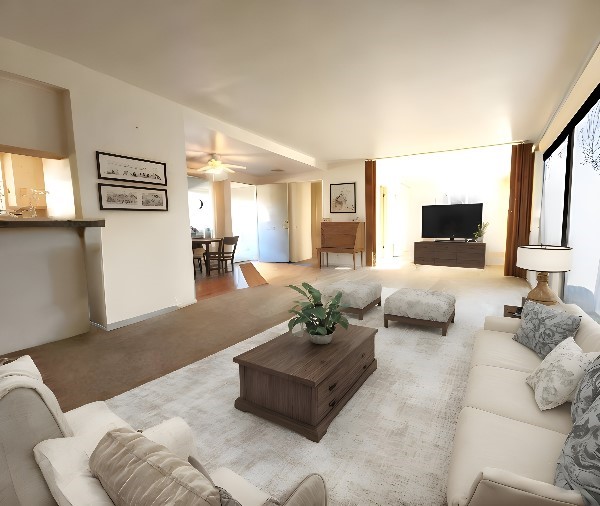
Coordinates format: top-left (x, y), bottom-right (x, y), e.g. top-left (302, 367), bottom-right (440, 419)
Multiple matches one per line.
top-left (441, 323), bottom-right (448, 336)
top-left (384, 315), bottom-right (389, 328)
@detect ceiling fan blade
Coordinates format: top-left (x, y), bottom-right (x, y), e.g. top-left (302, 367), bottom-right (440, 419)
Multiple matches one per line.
top-left (223, 167), bottom-right (235, 173)
top-left (222, 164), bottom-right (247, 170)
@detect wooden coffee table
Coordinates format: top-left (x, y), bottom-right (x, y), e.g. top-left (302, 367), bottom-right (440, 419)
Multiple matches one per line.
top-left (233, 324), bottom-right (377, 442)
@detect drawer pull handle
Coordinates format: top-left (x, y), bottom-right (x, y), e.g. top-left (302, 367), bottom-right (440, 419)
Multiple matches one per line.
top-left (361, 352), bottom-right (365, 358)
top-left (328, 382), bottom-right (337, 391)
top-left (329, 400), bottom-right (336, 407)
top-left (363, 364), bottom-right (367, 370)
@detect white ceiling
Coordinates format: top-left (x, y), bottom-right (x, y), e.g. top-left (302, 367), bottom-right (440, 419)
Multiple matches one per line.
top-left (0, 0), bottom-right (599, 164)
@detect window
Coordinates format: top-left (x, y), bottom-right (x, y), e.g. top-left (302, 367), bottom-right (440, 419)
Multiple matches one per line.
top-left (542, 82), bottom-right (600, 320)
top-left (564, 98), bottom-right (600, 317)
top-left (540, 138), bottom-right (568, 246)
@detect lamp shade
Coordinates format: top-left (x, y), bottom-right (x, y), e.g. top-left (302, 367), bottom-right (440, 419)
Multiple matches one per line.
top-left (516, 245), bottom-right (572, 272)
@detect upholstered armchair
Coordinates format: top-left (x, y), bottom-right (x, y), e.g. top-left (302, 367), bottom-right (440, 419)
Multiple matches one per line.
top-left (0, 356), bottom-right (327, 506)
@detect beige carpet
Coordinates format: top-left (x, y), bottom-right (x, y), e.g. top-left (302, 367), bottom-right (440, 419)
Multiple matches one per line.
top-left (107, 265), bottom-right (528, 505)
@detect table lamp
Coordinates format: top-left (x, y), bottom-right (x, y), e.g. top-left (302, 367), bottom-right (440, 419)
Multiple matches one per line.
top-left (516, 245), bottom-right (573, 305)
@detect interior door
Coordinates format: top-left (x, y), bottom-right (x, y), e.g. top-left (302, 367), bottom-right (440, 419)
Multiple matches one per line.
top-left (257, 183), bottom-right (289, 262)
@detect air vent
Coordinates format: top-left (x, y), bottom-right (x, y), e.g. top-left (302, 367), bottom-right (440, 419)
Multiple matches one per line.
top-left (271, 169), bottom-right (285, 172)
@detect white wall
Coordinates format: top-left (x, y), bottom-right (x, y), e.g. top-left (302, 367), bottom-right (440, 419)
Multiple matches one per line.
top-left (0, 36), bottom-right (196, 328)
top-left (0, 72), bottom-right (67, 158)
top-left (377, 145), bottom-right (512, 265)
top-left (268, 160), bottom-right (365, 266)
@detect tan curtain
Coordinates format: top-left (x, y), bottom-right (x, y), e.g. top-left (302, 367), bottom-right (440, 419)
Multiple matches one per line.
top-left (365, 160), bottom-right (376, 266)
top-left (504, 143), bottom-right (535, 278)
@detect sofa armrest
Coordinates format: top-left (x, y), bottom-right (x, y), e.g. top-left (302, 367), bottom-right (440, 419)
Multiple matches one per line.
top-left (211, 467), bottom-right (276, 506)
top-left (282, 474), bottom-right (327, 506)
top-left (460, 468), bottom-right (583, 506)
top-left (142, 416), bottom-right (197, 461)
top-left (483, 316), bottom-right (521, 334)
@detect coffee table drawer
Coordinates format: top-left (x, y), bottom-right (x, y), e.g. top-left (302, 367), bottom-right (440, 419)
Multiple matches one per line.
top-left (316, 341), bottom-right (374, 421)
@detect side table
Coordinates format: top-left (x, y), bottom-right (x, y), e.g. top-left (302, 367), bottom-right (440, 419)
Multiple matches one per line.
top-left (504, 305), bottom-right (523, 319)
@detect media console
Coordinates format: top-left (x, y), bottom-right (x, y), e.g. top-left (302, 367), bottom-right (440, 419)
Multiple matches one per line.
top-left (414, 241), bottom-right (486, 269)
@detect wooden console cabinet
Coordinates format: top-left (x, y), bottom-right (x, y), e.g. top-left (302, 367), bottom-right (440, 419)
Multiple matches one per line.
top-left (414, 241), bottom-right (486, 269)
top-left (317, 221), bottom-right (365, 269)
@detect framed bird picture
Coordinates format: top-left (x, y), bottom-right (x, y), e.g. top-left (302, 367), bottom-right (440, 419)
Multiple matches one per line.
top-left (330, 182), bottom-right (356, 213)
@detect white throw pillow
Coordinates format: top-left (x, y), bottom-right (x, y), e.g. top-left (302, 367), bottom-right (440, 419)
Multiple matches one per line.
top-left (34, 436), bottom-right (114, 506)
top-left (526, 337), bottom-right (600, 411)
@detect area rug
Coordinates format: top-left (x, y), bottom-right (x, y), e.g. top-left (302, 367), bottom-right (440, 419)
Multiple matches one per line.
top-left (107, 287), bottom-right (480, 505)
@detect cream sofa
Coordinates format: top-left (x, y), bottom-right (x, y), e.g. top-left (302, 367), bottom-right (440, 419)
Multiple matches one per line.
top-left (447, 304), bottom-right (600, 506)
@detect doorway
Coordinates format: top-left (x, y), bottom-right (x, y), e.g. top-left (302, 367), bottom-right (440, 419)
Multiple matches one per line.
top-left (231, 182), bottom-right (258, 262)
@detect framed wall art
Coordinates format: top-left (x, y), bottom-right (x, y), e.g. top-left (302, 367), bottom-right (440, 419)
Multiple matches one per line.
top-left (96, 151), bottom-right (167, 186)
top-left (98, 183), bottom-right (168, 211)
top-left (330, 182), bottom-right (356, 213)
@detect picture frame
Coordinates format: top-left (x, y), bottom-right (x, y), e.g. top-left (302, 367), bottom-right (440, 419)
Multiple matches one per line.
top-left (330, 182), bottom-right (356, 213)
top-left (96, 151), bottom-right (167, 186)
top-left (98, 183), bottom-right (168, 211)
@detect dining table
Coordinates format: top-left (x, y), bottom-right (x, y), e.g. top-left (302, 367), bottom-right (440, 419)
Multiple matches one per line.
top-left (191, 236), bottom-right (223, 276)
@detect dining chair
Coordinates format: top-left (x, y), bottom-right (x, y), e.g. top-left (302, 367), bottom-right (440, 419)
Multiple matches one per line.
top-left (219, 236), bottom-right (239, 273)
top-left (204, 239), bottom-right (224, 275)
top-left (192, 247), bottom-right (205, 274)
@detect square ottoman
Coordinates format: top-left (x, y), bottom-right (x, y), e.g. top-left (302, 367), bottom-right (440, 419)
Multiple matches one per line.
top-left (384, 288), bottom-right (456, 336)
top-left (322, 281), bottom-right (382, 320)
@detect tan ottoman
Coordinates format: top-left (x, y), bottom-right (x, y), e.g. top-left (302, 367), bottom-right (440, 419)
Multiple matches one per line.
top-left (384, 288), bottom-right (456, 336)
top-left (322, 281), bottom-right (382, 320)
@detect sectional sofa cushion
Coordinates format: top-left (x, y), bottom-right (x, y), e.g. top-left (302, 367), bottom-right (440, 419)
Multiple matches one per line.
top-left (513, 301), bottom-right (581, 359)
top-left (563, 305), bottom-right (600, 353)
top-left (446, 407), bottom-right (570, 506)
top-left (556, 395), bottom-right (600, 505)
top-left (571, 356), bottom-right (600, 424)
top-left (471, 330), bottom-right (542, 373)
top-left (526, 338), bottom-right (600, 411)
top-left (89, 428), bottom-right (224, 506)
top-left (463, 365), bottom-right (572, 434)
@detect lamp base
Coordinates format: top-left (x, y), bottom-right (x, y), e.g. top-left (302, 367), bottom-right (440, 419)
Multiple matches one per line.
top-left (526, 271), bottom-right (558, 306)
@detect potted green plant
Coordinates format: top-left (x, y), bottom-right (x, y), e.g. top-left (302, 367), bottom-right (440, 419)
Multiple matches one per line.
top-left (287, 282), bottom-right (349, 345)
top-left (473, 222), bottom-right (489, 242)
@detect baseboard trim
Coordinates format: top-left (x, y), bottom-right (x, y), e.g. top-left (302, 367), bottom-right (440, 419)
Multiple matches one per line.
top-left (91, 301), bottom-right (196, 331)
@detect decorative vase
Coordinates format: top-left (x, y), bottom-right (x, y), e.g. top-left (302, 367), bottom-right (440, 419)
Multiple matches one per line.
top-left (309, 333), bottom-right (333, 345)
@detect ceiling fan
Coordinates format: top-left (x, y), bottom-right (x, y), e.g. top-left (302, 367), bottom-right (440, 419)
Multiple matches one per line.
top-left (187, 152), bottom-right (247, 175)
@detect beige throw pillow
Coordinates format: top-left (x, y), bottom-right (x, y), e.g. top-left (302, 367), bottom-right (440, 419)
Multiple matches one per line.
top-left (90, 427), bottom-right (221, 506)
top-left (526, 337), bottom-right (600, 411)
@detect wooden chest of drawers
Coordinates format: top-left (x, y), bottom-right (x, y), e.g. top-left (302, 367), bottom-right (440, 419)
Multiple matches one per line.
top-left (233, 325), bottom-right (377, 442)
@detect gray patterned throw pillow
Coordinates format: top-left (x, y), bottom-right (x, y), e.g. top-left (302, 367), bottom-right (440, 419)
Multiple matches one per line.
top-left (513, 301), bottom-right (581, 359)
top-left (572, 356), bottom-right (600, 424)
top-left (555, 394), bottom-right (600, 505)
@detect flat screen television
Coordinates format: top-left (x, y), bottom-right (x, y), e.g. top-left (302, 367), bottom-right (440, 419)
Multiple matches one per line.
top-left (422, 203), bottom-right (483, 240)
